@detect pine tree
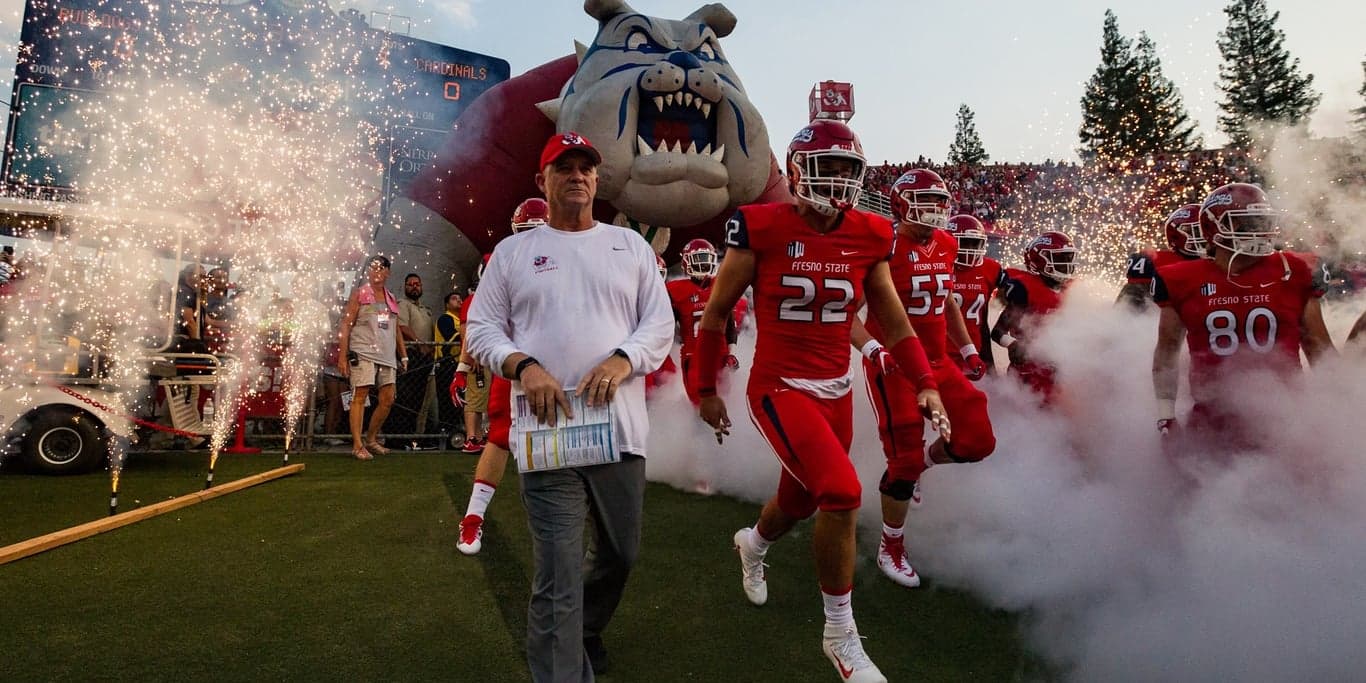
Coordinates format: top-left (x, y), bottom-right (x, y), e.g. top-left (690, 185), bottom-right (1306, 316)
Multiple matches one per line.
top-left (1131, 32), bottom-right (1201, 153)
top-left (948, 104), bottom-right (989, 165)
top-left (1078, 10), bottom-right (1139, 161)
top-left (1216, 0), bottom-right (1320, 148)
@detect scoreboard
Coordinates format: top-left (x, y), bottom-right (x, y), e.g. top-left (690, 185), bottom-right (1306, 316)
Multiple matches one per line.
top-left (3, 0), bottom-right (508, 201)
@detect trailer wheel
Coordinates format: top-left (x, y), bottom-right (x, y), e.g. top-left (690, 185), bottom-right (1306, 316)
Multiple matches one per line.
top-left (22, 408), bottom-right (108, 475)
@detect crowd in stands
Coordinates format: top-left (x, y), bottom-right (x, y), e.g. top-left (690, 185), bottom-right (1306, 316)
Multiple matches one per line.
top-left (864, 148), bottom-right (1261, 238)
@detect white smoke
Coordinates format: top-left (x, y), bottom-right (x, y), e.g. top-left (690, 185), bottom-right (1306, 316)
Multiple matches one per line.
top-left (646, 277), bottom-right (1366, 681)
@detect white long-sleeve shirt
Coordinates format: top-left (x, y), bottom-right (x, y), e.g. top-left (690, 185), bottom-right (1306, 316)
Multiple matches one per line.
top-left (465, 222), bottom-right (674, 457)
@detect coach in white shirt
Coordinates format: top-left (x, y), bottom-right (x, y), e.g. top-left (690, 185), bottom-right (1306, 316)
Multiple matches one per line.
top-left (464, 131), bottom-right (673, 683)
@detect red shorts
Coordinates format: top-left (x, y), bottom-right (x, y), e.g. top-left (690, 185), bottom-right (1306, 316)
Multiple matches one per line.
top-left (488, 377), bottom-right (511, 450)
top-left (863, 359), bottom-right (995, 482)
top-left (745, 385), bottom-right (859, 519)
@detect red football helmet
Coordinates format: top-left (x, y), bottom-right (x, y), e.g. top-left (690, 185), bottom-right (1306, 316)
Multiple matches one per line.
top-left (680, 238), bottom-right (718, 279)
top-left (786, 120), bottom-right (866, 215)
top-left (1023, 231), bottom-right (1079, 281)
top-left (945, 214), bottom-right (988, 268)
top-left (889, 169), bottom-right (951, 231)
top-left (511, 197), bottom-right (549, 233)
top-left (1164, 203), bottom-right (1205, 258)
top-left (1200, 183), bottom-right (1278, 258)
top-left (655, 254), bottom-right (668, 279)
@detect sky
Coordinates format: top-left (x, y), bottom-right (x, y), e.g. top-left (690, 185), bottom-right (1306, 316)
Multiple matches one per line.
top-left (0, 0), bottom-right (1361, 163)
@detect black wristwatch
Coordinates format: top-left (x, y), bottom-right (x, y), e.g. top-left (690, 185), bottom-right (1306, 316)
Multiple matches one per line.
top-left (513, 356), bottom-right (540, 380)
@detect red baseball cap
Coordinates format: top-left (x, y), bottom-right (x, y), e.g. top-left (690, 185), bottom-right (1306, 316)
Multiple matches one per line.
top-left (539, 131), bottom-right (602, 170)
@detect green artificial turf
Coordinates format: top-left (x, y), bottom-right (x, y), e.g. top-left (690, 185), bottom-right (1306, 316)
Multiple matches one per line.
top-left (0, 453), bottom-right (1040, 682)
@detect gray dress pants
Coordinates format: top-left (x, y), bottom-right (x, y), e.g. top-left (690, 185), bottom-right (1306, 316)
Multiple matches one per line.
top-left (520, 453), bottom-right (645, 683)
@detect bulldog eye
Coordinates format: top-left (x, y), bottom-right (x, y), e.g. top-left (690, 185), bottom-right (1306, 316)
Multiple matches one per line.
top-left (696, 40), bottom-right (716, 61)
top-left (626, 30), bottom-right (660, 52)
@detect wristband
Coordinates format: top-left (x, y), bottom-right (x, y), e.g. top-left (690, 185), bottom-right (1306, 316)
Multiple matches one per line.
top-left (695, 327), bottom-right (727, 397)
top-left (1156, 398), bottom-right (1176, 422)
top-left (997, 333), bottom-right (1018, 348)
top-left (513, 356), bottom-right (540, 381)
top-left (959, 343), bottom-right (979, 358)
top-left (859, 338), bottom-right (885, 360)
top-left (890, 336), bottom-right (937, 392)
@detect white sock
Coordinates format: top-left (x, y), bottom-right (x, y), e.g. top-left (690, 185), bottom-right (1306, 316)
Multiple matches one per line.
top-left (466, 480), bottom-right (497, 519)
top-left (822, 588), bottom-right (854, 628)
top-left (882, 522), bottom-right (904, 540)
top-left (749, 526), bottom-right (773, 553)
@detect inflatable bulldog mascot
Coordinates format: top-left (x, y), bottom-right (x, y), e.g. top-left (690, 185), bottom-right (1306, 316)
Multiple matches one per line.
top-left (389, 0), bottom-right (790, 291)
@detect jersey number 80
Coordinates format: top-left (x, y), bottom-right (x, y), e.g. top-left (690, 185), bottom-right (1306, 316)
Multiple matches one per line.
top-left (1205, 307), bottom-right (1277, 356)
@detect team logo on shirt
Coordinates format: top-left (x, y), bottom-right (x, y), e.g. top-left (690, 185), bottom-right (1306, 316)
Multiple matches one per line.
top-left (532, 255), bottom-right (558, 274)
top-left (787, 241), bottom-right (805, 259)
top-left (1200, 283), bottom-right (1217, 296)
top-left (907, 250), bottom-right (919, 263)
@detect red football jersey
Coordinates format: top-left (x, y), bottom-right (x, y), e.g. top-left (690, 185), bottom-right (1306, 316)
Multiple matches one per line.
top-left (866, 228), bottom-right (957, 361)
top-left (953, 256), bottom-right (1005, 351)
top-left (729, 203), bottom-right (894, 389)
top-left (1001, 268), bottom-right (1065, 338)
top-left (667, 278), bottom-right (713, 357)
top-left (1153, 252), bottom-right (1323, 399)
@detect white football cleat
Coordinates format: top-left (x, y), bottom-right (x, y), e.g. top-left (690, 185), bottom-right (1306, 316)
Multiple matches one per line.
top-left (822, 623), bottom-right (886, 683)
top-left (732, 527), bottom-right (769, 605)
top-left (457, 514), bottom-right (484, 555)
top-left (876, 536), bottom-right (921, 588)
top-left (910, 480), bottom-right (922, 507)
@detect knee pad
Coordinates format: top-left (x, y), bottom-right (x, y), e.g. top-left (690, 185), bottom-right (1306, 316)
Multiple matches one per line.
top-left (878, 469), bottom-right (918, 501)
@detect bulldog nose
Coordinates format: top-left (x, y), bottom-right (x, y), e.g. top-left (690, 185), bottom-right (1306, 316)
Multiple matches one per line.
top-left (667, 50), bottom-right (702, 71)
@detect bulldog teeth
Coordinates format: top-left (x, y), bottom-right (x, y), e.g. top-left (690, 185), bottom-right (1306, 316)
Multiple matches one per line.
top-left (666, 93), bottom-right (676, 106)
top-left (683, 93), bottom-right (693, 107)
top-left (653, 96), bottom-right (664, 112)
top-left (638, 135), bottom-right (652, 156)
top-left (701, 103), bottom-right (711, 118)
top-left (685, 141), bottom-right (697, 154)
top-left (701, 143), bottom-right (712, 155)
top-left (712, 144), bottom-right (725, 162)
top-left (657, 140), bottom-right (668, 154)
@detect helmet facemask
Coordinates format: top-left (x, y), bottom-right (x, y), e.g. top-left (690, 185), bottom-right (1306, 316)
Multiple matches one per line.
top-left (1210, 207), bottom-right (1278, 259)
top-left (1040, 246), bottom-right (1078, 281)
top-left (900, 188), bottom-right (951, 231)
top-left (683, 248), bottom-right (718, 279)
top-left (954, 232), bottom-right (988, 268)
top-left (511, 218), bottom-right (546, 234)
top-left (1173, 219), bottom-right (1206, 258)
top-left (791, 151), bottom-right (866, 216)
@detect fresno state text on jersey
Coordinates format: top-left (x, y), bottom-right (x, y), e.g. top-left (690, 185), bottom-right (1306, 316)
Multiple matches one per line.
top-left (1153, 252), bottom-right (1323, 400)
top-left (953, 256), bottom-right (1005, 352)
top-left (727, 203), bottom-right (894, 390)
top-left (866, 228), bottom-right (957, 361)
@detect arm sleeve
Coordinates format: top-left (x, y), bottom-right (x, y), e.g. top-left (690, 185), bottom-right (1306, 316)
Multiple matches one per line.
top-left (1125, 253), bottom-right (1155, 283)
top-left (1003, 277), bottom-right (1029, 307)
top-left (1151, 272), bottom-right (1172, 306)
top-left (464, 251), bottom-right (520, 375)
top-left (724, 210), bottom-right (750, 250)
top-left (614, 240), bottom-right (676, 377)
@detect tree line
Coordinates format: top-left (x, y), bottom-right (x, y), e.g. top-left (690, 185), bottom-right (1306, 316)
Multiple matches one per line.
top-left (943, 0), bottom-right (1363, 165)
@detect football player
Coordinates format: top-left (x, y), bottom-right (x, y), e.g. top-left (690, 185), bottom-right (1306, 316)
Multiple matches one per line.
top-left (991, 231), bottom-right (1079, 403)
top-left (455, 198), bottom-right (547, 556)
top-left (945, 214), bottom-right (1006, 372)
top-left (850, 173), bottom-right (996, 590)
top-left (1151, 183), bottom-right (1335, 443)
top-left (667, 238), bottom-right (739, 403)
top-left (1116, 203), bottom-right (1207, 308)
top-left (693, 120), bottom-right (948, 683)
